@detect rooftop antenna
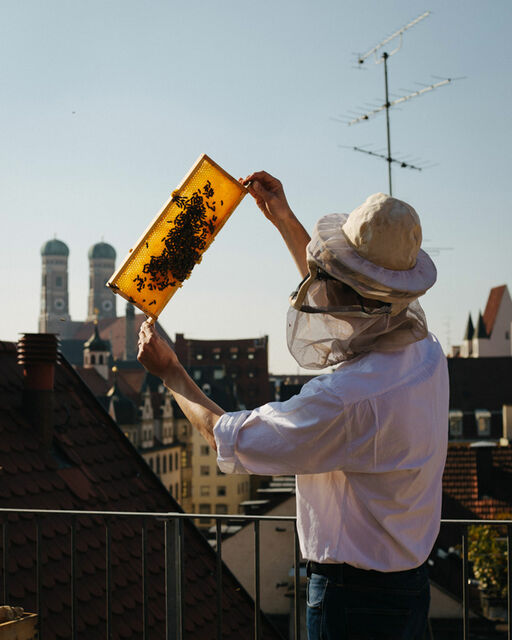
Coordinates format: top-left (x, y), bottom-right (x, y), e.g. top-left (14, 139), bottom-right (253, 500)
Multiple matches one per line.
top-left (343, 11), bottom-right (456, 195)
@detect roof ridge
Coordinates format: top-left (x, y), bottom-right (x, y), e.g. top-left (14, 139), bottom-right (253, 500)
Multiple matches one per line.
top-left (0, 341), bottom-right (17, 353)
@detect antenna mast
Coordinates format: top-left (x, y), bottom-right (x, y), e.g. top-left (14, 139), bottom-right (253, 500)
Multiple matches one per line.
top-left (345, 11), bottom-right (454, 195)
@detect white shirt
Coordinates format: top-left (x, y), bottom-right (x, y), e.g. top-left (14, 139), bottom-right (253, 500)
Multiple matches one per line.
top-left (214, 334), bottom-right (449, 571)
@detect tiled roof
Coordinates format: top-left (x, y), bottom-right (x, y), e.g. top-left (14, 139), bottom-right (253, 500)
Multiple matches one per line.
top-left (0, 340), bottom-right (281, 640)
top-left (482, 284), bottom-right (507, 337)
top-left (442, 445), bottom-right (512, 520)
top-left (63, 315), bottom-right (173, 364)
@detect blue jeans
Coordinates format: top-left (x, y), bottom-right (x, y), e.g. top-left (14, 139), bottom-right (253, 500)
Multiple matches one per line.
top-left (306, 562), bottom-right (430, 640)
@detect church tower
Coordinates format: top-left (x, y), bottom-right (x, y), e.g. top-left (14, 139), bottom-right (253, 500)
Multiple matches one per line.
top-left (39, 238), bottom-right (71, 334)
top-left (87, 242), bottom-right (117, 321)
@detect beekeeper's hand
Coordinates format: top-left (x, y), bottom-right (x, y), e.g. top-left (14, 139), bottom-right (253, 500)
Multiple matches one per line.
top-left (241, 170), bottom-right (311, 278)
top-left (137, 320), bottom-right (180, 380)
top-left (241, 171), bottom-right (293, 227)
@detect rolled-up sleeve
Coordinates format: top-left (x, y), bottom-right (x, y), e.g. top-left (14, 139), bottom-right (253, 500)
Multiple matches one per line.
top-left (213, 376), bottom-right (366, 476)
top-left (214, 410), bottom-right (253, 474)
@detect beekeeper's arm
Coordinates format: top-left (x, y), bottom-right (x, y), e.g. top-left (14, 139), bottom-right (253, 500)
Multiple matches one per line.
top-left (137, 321), bottom-right (223, 450)
top-left (242, 171), bottom-right (310, 278)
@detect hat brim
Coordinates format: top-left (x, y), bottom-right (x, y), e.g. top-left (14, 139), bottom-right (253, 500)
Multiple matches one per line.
top-left (309, 213), bottom-right (437, 296)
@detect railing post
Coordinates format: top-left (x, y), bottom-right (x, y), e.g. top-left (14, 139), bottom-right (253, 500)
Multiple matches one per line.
top-left (36, 518), bottom-right (43, 640)
top-left (508, 524), bottom-right (512, 640)
top-left (2, 521), bottom-right (9, 604)
top-left (254, 520), bottom-right (261, 640)
top-left (70, 518), bottom-right (77, 640)
top-left (165, 517), bottom-right (183, 640)
top-left (294, 522), bottom-right (301, 640)
top-left (105, 521), bottom-right (112, 640)
top-left (142, 519), bottom-right (149, 640)
top-left (216, 518), bottom-right (223, 640)
top-left (461, 525), bottom-right (469, 640)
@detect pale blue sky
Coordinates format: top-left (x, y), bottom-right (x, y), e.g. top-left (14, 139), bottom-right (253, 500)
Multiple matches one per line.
top-left (1, 0), bottom-right (511, 373)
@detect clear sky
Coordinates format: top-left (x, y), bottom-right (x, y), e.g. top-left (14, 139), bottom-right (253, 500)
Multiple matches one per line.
top-left (1, 0), bottom-right (511, 373)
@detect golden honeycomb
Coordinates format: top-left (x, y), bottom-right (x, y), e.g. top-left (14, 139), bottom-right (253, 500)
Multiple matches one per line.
top-left (107, 154), bottom-right (247, 319)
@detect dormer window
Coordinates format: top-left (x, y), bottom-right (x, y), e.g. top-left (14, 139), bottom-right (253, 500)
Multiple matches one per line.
top-left (449, 410), bottom-right (463, 437)
top-left (475, 409), bottom-right (491, 437)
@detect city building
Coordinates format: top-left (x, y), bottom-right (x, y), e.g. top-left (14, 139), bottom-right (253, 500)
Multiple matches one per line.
top-left (453, 284), bottom-right (512, 358)
top-left (174, 333), bottom-right (272, 410)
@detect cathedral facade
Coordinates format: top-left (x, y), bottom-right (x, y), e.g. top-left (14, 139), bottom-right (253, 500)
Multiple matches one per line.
top-left (39, 238), bottom-right (117, 337)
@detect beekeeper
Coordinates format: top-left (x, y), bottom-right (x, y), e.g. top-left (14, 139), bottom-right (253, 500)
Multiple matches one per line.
top-left (137, 170), bottom-right (449, 640)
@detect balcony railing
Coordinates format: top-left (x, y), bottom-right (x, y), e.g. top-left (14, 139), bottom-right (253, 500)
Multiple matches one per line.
top-left (0, 509), bottom-right (510, 640)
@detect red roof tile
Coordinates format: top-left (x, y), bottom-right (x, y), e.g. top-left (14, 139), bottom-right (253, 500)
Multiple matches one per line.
top-left (442, 444), bottom-right (512, 520)
top-left (71, 315), bottom-right (172, 361)
top-left (482, 284), bottom-right (507, 337)
top-left (0, 340), bottom-right (281, 640)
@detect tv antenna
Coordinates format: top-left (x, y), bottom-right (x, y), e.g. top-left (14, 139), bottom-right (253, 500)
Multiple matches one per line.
top-left (341, 11), bottom-right (457, 195)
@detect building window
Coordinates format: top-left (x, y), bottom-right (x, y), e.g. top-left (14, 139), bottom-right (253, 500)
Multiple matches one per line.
top-left (215, 504), bottom-right (228, 514)
top-left (181, 450), bottom-right (189, 468)
top-left (200, 445), bottom-right (209, 456)
top-left (475, 409), bottom-right (491, 437)
top-left (182, 481), bottom-right (190, 499)
top-left (449, 410), bottom-right (463, 438)
top-left (169, 484), bottom-right (173, 497)
top-left (199, 503), bottom-right (211, 514)
top-left (156, 456), bottom-right (160, 474)
top-left (200, 485), bottom-right (210, 496)
top-left (55, 276), bottom-right (63, 287)
top-left (162, 456), bottom-right (167, 474)
top-left (200, 466), bottom-right (210, 476)
top-left (90, 354), bottom-right (96, 364)
top-left (213, 369), bottom-right (224, 380)
top-left (169, 454), bottom-right (173, 471)
top-left (175, 483), bottom-right (179, 498)
top-left (506, 330), bottom-right (510, 340)
top-left (193, 370), bottom-right (201, 381)
top-left (175, 452), bottom-right (179, 469)
top-left (248, 371), bottom-right (255, 379)
top-left (247, 351), bottom-right (255, 360)
top-left (195, 353), bottom-right (203, 361)
top-left (213, 353), bottom-right (220, 360)
top-left (149, 458), bottom-right (154, 471)
top-left (217, 486), bottom-right (226, 497)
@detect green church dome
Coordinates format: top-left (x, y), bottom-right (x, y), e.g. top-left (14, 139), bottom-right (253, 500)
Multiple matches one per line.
top-left (88, 242), bottom-right (116, 260)
top-left (41, 239), bottom-right (69, 257)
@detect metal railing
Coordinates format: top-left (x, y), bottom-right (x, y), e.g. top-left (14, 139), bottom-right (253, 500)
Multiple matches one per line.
top-left (0, 509), bottom-right (510, 640)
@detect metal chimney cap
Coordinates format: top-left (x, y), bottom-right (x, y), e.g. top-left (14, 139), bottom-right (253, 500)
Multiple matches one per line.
top-left (17, 333), bottom-right (61, 366)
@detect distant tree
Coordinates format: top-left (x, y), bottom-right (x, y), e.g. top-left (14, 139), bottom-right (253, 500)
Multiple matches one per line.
top-left (468, 513), bottom-right (511, 599)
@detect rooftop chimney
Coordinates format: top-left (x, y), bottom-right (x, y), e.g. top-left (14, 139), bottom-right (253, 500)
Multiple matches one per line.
top-left (501, 405), bottom-right (512, 446)
top-left (17, 333), bottom-right (60, 448)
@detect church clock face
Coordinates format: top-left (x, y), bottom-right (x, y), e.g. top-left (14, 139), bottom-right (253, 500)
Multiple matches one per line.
top-left (102, 299), bottom-right (113, 312)
top-left (54, 298), bottom-right (65, 311)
